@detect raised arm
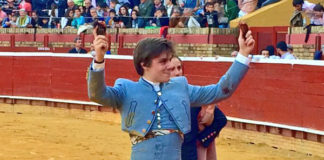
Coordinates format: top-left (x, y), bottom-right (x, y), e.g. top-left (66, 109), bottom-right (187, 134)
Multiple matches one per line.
top-left (189, 27), bottom-right (255, 106)
top-left (87, 27), bottom-right (124, 108)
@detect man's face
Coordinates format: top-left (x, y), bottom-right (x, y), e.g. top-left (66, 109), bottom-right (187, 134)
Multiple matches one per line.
top-left (75, 10), bottom-right (81, 17)
top-left (294, 4), bottom-right (302, 11)
top-left (75, 40), bottom-right (82, 48)
top-left (142, 52), bottom-right (173, 83)
top-left (170, 58), bottom-right (183, 77)
top-left (19, 10), bottom-right (26, 16)
top-left (154, 0), bottom-right (161, 5)
top-left (261, 50), bottom-right (269, 57)
top-left (206, 5), bottom-right (214, 12)
top-left (276, 48), bottom-right (282, 55)
top-left (68, 1), bottom-right (74, 8)
top-left (85, 0), bottom-right (91, 7)
top-left (90, 9), bottom-right (97, 17)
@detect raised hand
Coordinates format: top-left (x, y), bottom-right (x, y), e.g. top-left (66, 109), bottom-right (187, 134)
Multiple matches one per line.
top-left (92, 26), bottom-right (108, 62)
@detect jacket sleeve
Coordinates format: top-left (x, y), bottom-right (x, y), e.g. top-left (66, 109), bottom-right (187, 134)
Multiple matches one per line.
top-left (188, 60), bottom-right (248, 107)
top-left (197, 106), bottom-right (227, 147)
top-left (87, 65), bottom-right (125, 108)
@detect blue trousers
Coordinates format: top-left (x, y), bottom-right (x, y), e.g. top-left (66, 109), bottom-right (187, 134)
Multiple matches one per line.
top-left (131, 132), bottom-right (183, 160)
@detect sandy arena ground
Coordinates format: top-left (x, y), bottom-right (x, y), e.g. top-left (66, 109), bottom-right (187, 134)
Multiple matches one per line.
top-left (0, 104), bottom-right (323, 160)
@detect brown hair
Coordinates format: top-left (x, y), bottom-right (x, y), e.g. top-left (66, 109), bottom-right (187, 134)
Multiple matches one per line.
top-left (133, 38), bottom-right (175, 75)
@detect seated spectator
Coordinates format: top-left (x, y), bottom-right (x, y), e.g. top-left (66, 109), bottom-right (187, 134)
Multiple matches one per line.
top-left (131, 9), bottom-right (145, 28)
top-left (16, 9), bottom-right (31, 28)
top-left (49, 3), bottom-right (60, 28)
top-left (3, 0), bottom-right (18, 15)
top-left (199, 2), bottom-right (219, 28)
top-left (83, 0), bottom-right (94, 17)
top-left (29, 11), bottom-right (40, 28)
top-left (65, 0), bottom-right (78, 15)
top-left (238, 0), bottom-right (258, 17)
top-left (72, 8), bottom-right (85, 29)
top-left (68, 37), bottom-right (87, 54)
top-left (61, 9), bottom-right (74, 28)
top-left (265, 45), bottom-right (280, 59)
top-left (0, 5), bottom-right (7, 24)
top-left (310, 3), bottom-right (324, 26)
top-left (153, 0), bottom-right (164, 14)
top-left (214, 0), bottom-right (228, 28)
top-left (105, 9), bottom-right (118, 28)
top-left (165, 0), bottom-right (176, 17)
top-left (292, 0), bottom-right (315, 13)
top-left (169, 7), bottom-right (184, 28)
top-left (85, 8), bottom-right (104, 25)
top-left (38, 16), bottom-right (50, 28)
top-left (2, 12), bottom-right (17, 28)
top-left (118, 5), bottom-right (132, 28)
top-left (110, 0), bottom-right (121, 15)
top-left (276, 41), bottom-right (296, 59)
top-left (152, 7), bottom-right (169, 27)
top-left (139, 0), bottom-right (154, 24)
top-left (18, 0), bottom-right (32, 14)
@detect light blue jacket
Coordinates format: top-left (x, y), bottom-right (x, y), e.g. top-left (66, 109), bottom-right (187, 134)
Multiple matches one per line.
top-left (87, 60), bottom-right (248, 137)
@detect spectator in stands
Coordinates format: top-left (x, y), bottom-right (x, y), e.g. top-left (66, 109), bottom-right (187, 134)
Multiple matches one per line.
top-left (214, 0), bottom-right (228, 28)
top-left (85, 8), bottom-right (104, 25)
top-left (16, 9), bottom-right (31, 28)
top-left (165, 0), bottom-right (176, 17)
top-left (2, 12), bottom-right (17, 28)
top-left (310, 3), bottom-right (324, 26)
top-left (83, 0), bottom-right (94, 18)
top-left (292, 0), bottom-right (315, 13)
top-left (153, 0), bottom-right (164, 14)
top-left (276, 41), bottom-right (296, 59)
top-left (30, 11), bottom-right (40, 28)
top-left (72, 8), bottom-right (85, 28)
top-left (199, 2), bottom-right (219, 28)
top-left (186, 8), bottom-right (201, 28)
top-left (265, 45), bottom-right (280, 59)
top-left (61, 9), bottom-right (74, 28)
top-left (109, 0), bottom-right (121, 15)
top-left (169, 7), bottom-right (184, 28)
top-left (152, 7), bottom-right (169, 27)
top-left (139, 0), bottom-right (154, 24)
top-left (69, 37), bottom-right (87, 54)
top-left (3, 0), bottom-right (18, 15)
top-left (65, 0), bottom-right (78, 15)
top-left (38, 16), bottom-right (51, 28)
top-left (106, 9), bottom-right (117, 28)
top-left (238, 0), bottom-right (258, 17)
top-left (18, 0), bottom-right (32, 14)
top-left (49, 3), bottom-right (60, 28)
top-left (131, 9), bottom-right (145, 28)
top-left (118, 5), bottom-right (132, 28)
top-left (0, 5), bottom-right (8, 24)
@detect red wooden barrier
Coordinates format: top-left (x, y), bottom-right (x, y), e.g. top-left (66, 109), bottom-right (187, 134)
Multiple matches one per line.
top-left (0, 55), bottom-right (323, 132)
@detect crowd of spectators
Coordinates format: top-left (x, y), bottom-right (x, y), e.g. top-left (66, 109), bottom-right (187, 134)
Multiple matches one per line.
top-left (0, 0), bottom-right (288, 29)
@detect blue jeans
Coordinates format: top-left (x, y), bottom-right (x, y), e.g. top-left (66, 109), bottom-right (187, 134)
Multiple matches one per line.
top-left (131, 132), bottom-right (183, 160)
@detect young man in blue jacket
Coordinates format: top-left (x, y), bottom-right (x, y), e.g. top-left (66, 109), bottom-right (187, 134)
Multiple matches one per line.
top-left (87, 28), bottom-right (255, 159)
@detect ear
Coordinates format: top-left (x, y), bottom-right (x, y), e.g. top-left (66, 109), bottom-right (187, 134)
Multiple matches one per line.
top-left (141, 62), bottom-right (148, 71)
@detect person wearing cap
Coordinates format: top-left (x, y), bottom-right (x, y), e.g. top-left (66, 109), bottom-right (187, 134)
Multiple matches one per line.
top-left (68, 37), bottom-right (87, 54)
top-left (87, 24), bottom-right (255, 159)
top-left (16, 9), bottom-right (31, 28)
top-left (276, 41), bottom-right (296, 60)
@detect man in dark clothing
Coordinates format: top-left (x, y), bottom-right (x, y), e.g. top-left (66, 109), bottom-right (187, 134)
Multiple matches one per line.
top-left (199, 2), bottom-right (219, 28)
top-left (69, 37), bottom-right (87, 54)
